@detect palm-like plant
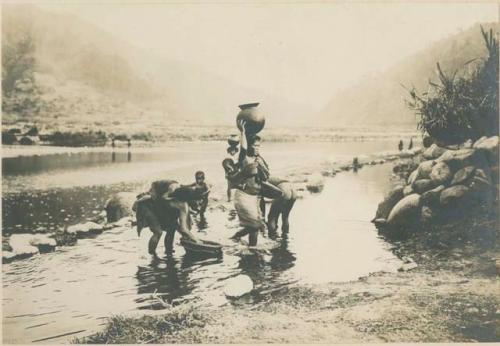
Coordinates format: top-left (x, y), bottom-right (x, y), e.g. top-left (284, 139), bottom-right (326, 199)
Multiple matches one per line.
top-left (406, 26), bottom-right (499, 145)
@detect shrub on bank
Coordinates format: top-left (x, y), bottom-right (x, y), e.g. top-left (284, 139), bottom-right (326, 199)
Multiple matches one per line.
top-left (46, 130), bottom-right (107, 147)
top-left (406, 27), bottom-right (499, 145)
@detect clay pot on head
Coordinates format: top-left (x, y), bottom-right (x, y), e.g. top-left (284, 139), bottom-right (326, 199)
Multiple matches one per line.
top-left (236, 103), bottom-right (265, 135)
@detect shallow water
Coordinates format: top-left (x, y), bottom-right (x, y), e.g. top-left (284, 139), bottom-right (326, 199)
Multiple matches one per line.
top-left (2, 141), bottom-right (403, 343)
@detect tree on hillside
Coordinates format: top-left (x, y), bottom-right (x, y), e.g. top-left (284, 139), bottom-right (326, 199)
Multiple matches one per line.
top-left (406, 27), bottom-right (499, 145)
top-left (2, 31), bottom-right (36, 95)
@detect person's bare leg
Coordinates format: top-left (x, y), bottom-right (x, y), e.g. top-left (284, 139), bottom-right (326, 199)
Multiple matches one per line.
top-left (148, 229), bottom-right (162, 255)
top-left (248, 229), bottom-right (258, 246)
top-left (267, 200), bottom-right (282, 238)
top-left (164, 227), bottom-right (176, 255)
top-left (281, 199), bottom-right (296, 233)
top-left (231, 227), bottom-right (251, 240)
top-left (227, 182), bottom-right (232, 202)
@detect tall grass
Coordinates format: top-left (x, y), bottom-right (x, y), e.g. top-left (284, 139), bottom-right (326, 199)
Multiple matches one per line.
top-left (406, 26), bottom-right (499, 145)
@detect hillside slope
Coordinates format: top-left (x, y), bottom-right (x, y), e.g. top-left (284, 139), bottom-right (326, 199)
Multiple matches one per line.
top-left (319, 22), bottom-right (499, 127)
top-left (1, 5), bottom-right (310, 129)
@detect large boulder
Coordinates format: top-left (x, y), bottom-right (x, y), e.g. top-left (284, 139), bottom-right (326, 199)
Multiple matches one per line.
top-left (473, 136), bottom-right (499, 166)
top-left (423, 144), bottom-right (447, 160)
top-left (429, 162), bottom-right (453, 185)
top-left (412, 179), bottom-right (438, 194)
top-left (403, 184), bottom-right (414, 196)
top-left (437, 148), bottom-right (488, 171)
top-left (374, 185), bottom-right (404, 220)
top-left (416, 160), bottom-right (436, 179)
top-left (105, 192), bottom-right (136, 223)
top-left (450, 166), bottom-right (476, 186)
top-left (421, 185), bottom-right (445, 206)
top-left (440, 185), bottom-right (469, 206)
top-left (387, 194), bottom-right (422, 227)
top-left (407, 169), bottom-right (419, 185)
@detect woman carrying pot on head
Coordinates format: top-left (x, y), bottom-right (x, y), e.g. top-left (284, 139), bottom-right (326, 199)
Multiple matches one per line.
top-left (230, 120), bottom-right (282, 246)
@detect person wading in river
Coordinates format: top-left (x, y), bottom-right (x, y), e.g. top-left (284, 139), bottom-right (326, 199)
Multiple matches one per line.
top-left (134, 180), bottom-right (201, 255)
top-left (222, 138), bottom-right (239, 202)
top-left (187, 171), bottom-right (211, 223)
top-left (230, 120), bottom-right (282, 246)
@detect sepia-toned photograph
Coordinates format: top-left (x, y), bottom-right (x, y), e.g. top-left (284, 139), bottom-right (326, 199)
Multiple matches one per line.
top-left (1, 1), bottom-right (499, 343)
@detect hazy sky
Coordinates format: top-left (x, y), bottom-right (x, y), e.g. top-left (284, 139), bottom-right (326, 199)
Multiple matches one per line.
top-left (42, 2), bottom-right (498, 110)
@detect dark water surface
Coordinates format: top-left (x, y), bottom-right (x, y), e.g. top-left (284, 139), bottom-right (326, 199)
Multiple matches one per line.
top-left (3, 141), bottom-right (402, 343)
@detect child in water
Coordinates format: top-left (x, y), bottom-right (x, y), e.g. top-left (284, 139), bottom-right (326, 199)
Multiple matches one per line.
top-left (188, 171), bottom-right (211, 222)
top-left (222, 142), bottom-right (239, 202)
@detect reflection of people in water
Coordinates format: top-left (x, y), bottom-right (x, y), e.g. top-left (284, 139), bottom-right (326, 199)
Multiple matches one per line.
top-left (187, 171), bottom-right (211, 224)
top-left (135, 256), bottom-right (191, 308)
top-left (133, 179), bottom-right (202, 256)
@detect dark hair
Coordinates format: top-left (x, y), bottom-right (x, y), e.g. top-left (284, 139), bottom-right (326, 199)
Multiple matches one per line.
top-left (195, 171), bottom-right (205, 179)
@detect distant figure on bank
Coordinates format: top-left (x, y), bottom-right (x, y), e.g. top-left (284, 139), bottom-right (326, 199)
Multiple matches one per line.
top-left (111, 138), bottom-right (115, 149)
top-left (408, 137), bottom-right (413, 150)
top-left (188, 171), bottom-right (211, 222)
top-left (127, 138), bottom-right (131, 149)
top-left (222, 140), bottom-right (240, 202)
top-left (133, 180), bottom-right (201, 255)
top-left (398, 140), bottom-right (403, 151)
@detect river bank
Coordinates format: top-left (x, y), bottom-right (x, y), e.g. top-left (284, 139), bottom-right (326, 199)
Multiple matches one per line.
top-left (75, 146), bottom-right (499, 344)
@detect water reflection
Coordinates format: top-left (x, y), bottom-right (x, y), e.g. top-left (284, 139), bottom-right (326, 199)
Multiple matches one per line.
top-left (135, 252), bottom-right (224, 309)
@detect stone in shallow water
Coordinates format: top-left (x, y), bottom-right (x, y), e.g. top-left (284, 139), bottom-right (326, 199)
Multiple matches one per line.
top-left (224, 274), bottom-right (254, 298)
top-left (387, 193), bottom-right (421, 227)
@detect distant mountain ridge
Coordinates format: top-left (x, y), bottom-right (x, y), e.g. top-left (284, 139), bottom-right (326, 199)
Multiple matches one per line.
top-left (318, 22), bottom-right (499, 127)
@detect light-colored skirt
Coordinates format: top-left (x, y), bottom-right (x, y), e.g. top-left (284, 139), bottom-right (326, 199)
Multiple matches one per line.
top-left (234, 189), bottom-right (265, 229)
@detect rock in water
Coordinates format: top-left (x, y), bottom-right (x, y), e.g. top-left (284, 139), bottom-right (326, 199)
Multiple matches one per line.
top-left (224, 275), bottom-right (254, 298)
top-left (429, 162), bottom-right (453, 185)
top-left (387, 194), bottom-right (421, 227)
top-left (105, 192), bottom-right (136, 223)
top-left (306, 174), bottom-right (325, 193)
top-left (451, 166), bottom-right (476, 186)
top-left (374, 185), bottom-right (404, 220)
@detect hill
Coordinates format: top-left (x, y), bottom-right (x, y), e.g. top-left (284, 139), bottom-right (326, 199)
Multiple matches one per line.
top-left (1, 5), bottom-right (310, 133)
top-left (318, 22), bottom-right (499, 127)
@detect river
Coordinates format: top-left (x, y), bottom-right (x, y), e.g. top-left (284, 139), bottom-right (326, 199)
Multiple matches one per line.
top-left (2, 141), bottom-right (403, 343)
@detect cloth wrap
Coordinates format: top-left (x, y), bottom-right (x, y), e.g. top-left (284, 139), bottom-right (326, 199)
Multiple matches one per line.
top-left (234, 189), bottom-right (266, 229)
